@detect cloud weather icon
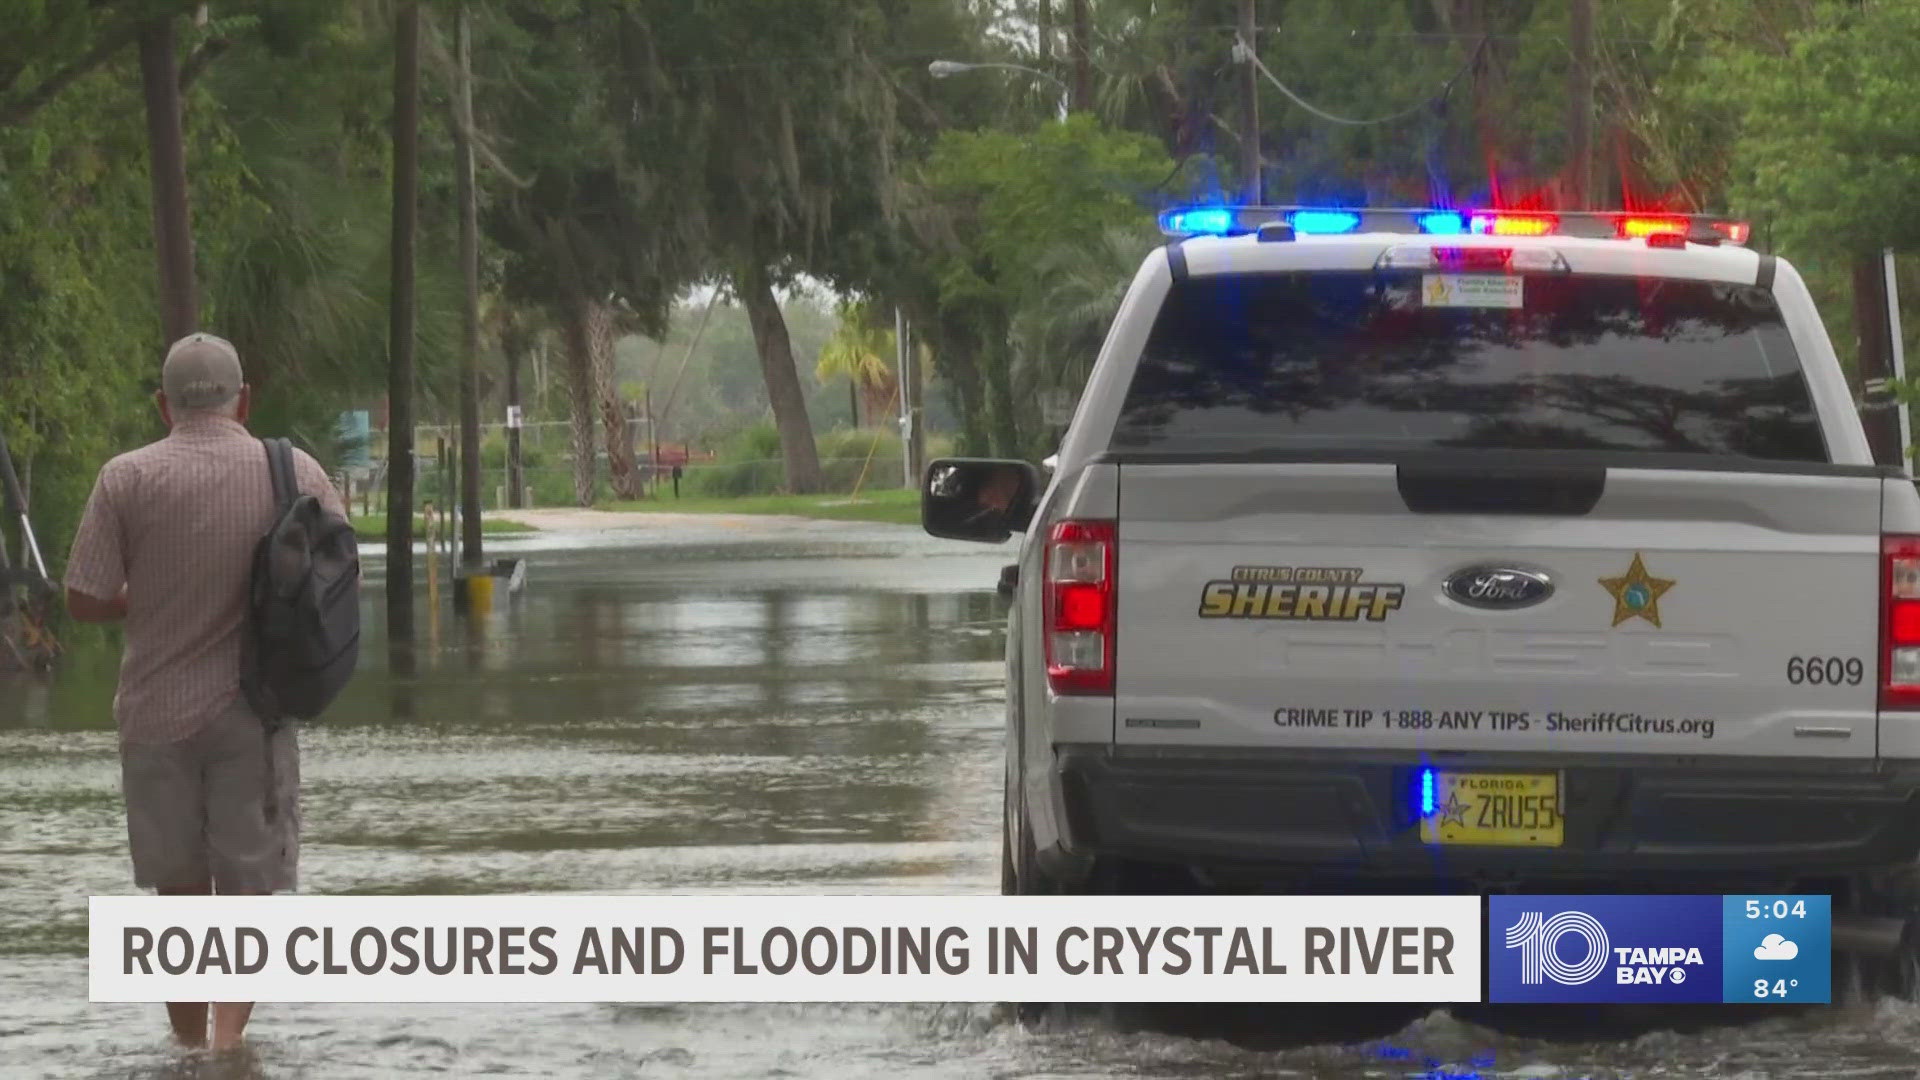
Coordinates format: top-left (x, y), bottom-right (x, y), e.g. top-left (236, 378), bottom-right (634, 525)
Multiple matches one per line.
top-left (1754, 934), bottom-right (1799, 961)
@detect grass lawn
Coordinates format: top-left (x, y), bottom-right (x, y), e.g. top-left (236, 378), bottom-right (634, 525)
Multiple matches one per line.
top-left (598, 487), bottom-right (921, 525)
top-left (350, 514), bottom-right (537, 541)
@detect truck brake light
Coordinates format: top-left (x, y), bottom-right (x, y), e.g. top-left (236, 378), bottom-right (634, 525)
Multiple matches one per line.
top-left (1881, 536), bottom-right (1920, 709)
top-left (1045, 520), bottom-right (1115, 696)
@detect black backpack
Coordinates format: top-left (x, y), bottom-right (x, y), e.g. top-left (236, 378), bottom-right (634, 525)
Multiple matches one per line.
top-left (240, 437), bottom-right (360, 724)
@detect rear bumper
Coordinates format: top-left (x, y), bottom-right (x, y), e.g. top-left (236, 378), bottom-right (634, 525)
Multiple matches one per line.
top-left (1050, 745), bottom-right (1920, 890)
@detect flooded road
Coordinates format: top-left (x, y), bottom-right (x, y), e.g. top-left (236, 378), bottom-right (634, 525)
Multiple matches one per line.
top-left (4, 515), bottom-right (1919, 1078)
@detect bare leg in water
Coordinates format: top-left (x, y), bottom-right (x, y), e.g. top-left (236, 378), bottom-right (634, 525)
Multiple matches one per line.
top-left (209, 888), bottom-right (267, 1051)
top-left (156, 882), bottom-right (210, 1048)
top-left (157, 882), bottom-right (264, 1051)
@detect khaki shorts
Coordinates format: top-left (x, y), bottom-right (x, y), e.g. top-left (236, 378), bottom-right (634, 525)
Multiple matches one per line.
top-left (119, 702), bottom-right (300, 893)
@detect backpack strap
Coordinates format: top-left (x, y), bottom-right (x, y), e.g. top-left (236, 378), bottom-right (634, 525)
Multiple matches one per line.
top-left (264, 437), bottom-right (297, 514)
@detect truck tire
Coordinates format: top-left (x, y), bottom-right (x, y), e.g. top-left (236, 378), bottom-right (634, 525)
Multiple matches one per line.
top-left (1845, 860), bottom-right (1920, 1001)
top-left (1002, 793), bottom-right (1057, 1027)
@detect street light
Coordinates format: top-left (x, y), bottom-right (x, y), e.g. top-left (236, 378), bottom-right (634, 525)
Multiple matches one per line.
top-left (928, 59), bottom-right (1069, 121)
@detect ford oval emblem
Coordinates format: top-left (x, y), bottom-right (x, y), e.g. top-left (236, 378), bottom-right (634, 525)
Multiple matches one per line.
top-left (1443, 565), bottom-right (1554, 610)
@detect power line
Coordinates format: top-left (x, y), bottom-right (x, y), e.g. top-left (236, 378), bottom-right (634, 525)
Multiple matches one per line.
top-left (1235, 31), bottom-right (1483, 127)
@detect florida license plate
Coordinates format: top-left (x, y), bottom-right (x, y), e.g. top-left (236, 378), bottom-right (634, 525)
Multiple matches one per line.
top-left (1418, 771), bottom-right (1563, 847)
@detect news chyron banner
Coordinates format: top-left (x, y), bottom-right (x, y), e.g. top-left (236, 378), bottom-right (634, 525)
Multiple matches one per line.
top-left (1488, 895), bottom-right (1832, 1004)
top-left (89, 895), bottom-right (1481, 1003)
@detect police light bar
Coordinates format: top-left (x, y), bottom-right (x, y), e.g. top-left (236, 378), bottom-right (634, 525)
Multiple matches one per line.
top-left (1157, 206), bottom-right (1751, 246)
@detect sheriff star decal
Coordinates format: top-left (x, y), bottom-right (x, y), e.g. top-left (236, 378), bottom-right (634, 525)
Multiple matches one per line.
top-left (1599, 552), bottom-right (1675, 629)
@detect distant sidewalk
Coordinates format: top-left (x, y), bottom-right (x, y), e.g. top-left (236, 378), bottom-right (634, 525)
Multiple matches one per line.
top-left (354, 491), bottom-right (919, 536)
top-left (506, 506), bottom-right (781, 531)
top-left (585, 489), bottom-right (919, 527)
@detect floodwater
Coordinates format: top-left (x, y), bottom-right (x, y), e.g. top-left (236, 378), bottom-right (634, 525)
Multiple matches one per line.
top-left (4, 515), bottom-right (1919, 1079)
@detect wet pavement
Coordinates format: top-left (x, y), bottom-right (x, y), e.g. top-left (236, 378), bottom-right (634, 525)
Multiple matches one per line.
top-left (4, 515), bottom-right (1919, 1078)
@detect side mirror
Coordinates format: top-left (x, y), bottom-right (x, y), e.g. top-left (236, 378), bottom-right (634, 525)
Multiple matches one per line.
top-left (922, 457), bottom-right (1043, 543)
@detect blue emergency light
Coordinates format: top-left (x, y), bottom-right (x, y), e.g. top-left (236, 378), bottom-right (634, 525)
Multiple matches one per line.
top-left (1158, 208), bottom-right (1237, 236)
top-left (1288, 210), bottom-right (1361, 234)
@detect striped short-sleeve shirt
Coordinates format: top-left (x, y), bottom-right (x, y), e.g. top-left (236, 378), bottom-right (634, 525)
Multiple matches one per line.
top-left (63, 414), bottom-right (350, 744)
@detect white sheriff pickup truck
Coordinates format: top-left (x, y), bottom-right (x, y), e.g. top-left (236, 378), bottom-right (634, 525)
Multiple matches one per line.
top-left (922, 205), bottom-right (1920, 993)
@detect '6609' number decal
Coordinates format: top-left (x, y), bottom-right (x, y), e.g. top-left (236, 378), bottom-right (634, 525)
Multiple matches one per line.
top-left (1787, 656), bottom-right (1865, 686)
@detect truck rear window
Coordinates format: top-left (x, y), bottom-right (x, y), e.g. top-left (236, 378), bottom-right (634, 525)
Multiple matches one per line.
top-left (1112, 272), bottom-right (1826, 462)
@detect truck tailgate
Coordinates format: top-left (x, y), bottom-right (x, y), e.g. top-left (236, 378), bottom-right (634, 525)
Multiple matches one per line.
top-left (1113, 463), bottom-right (1884, 759)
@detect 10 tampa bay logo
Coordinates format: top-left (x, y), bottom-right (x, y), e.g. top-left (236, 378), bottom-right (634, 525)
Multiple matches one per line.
top-left (1504, 909), bottom-right (1704, 987)
top-left (1487, 895), bottom-right (1724, 1003)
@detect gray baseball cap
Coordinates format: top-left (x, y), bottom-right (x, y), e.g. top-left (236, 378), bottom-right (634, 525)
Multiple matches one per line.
top-left (162, 333), bottom-right (244, 410)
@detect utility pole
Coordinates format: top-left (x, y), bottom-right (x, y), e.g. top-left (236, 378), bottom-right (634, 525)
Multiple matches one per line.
top-left (505, 327), bottom-right (525, 508)
top-left (907, 320), bottom-right (925, 486)
top-left (386, 2), bottom-right (421, 648)
top-left (1238, 0), bottom-right (1260, 202)
top-left (1068, 0), bottom-right (1091, 113)
top-left (646, 390), bottom-right (659, 497)
top-left (1567, 0), bottom-right (1594, 209)
top-left (1889, 251), bottom-right (1911, 475)
top-left (453, 5), bottom-right (483, 569)
top-left (896, 307), bottom-right (911, 487)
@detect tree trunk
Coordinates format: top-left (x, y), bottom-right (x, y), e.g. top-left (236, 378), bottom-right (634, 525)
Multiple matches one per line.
top-left (138, 16), bottom-right (197, 344)
top-left (984, 343), bottom-right (1022, 459)
top-left (559, 299), bottom-right (600, 507)
top-left (588, 299), bottom-right (639, 499)
top-left (1853, 252), bottom-right (1902, 467)
top-left (1037, 0), bottom-right (1052, 69)
top-left (737, 265), bottom-right (823, 493)
top-left (453, 6), bottom-right (483, 568)
top-left (386, 2), bottom-right (420, 649)
top-left (1068, 0), bottom-right (1092, 113)
top-left (927, 314), bottom-right (989, 456)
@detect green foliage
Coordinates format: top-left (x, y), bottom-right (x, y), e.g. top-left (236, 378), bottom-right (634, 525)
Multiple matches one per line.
top-left (685, 422), bottom-right (787, 497)
top-left (814, 300), bottom-right (895, 387)
top-left (920, 115), bottom-right (1175, 308)
top-left (0, 44), bottom-right (196, 567)
top-left (478, 1), bottom-right (688, 332)
top-left (908, 114), bottom-right (1181, 456)
top-left (16, 0), bottom-right (1920, 558)
top-left (1684, 1), bottom-right (1920, 259)
top-left (682, 421), bottom-right (908, 498)
top-left (2, 1), bottom-right (473, 569)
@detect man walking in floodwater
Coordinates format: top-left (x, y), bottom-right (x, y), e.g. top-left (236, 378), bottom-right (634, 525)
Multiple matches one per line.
top-left (62, 333), bottom-right (350, 1053)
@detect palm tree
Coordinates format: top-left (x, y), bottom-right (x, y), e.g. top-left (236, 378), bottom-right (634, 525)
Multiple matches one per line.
top-left (814, 301), bottom-right (899, 429)
top-left (1011, 222), bottom-right (1160, 406)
